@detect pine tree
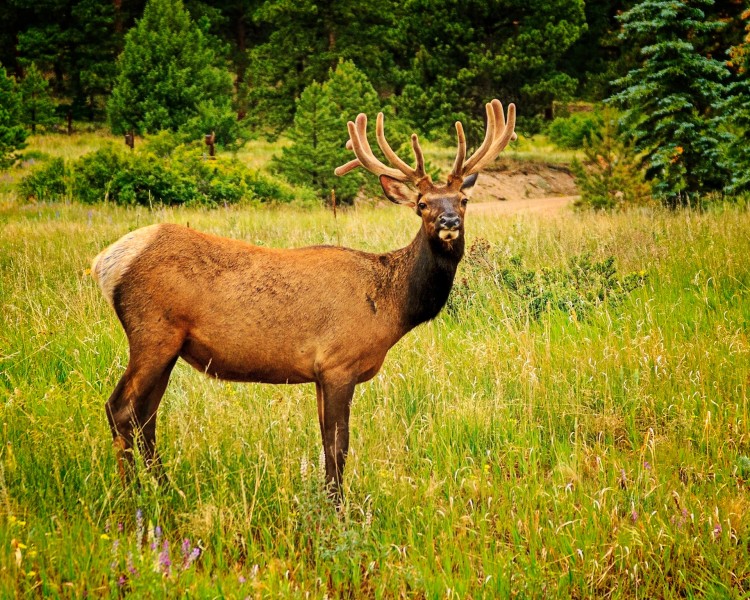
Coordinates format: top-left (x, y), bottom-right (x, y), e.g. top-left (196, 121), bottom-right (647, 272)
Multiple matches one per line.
top-left (274, 60), bottom-right (382, 202)
top-left (721, 8), bottom-right (750, 194)
top-left (0, 65), bottom-right (27, 168)
top-left (273, 82), bottom-right (340, 197)
top-left (607, 0), bottom-right (729, 205)
top-left (20, 63), bottom-right (57, 133)
top-left (247, 0), bottom-right (399, 134)
top-left (108, 0), bottom-right (233, 136)
top-left (572, 110), bottom-right (652, 210)
top-left (395, 0), bottom-right (586, 137)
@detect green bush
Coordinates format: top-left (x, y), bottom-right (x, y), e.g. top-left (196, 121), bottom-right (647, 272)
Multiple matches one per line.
top-left (548, 112), bottom-right (603, 149)
top-left (18, 144), bottom-right (295, 206)
top-left (17, 157), bottom-right (69, 201)
top-left (571, 112), bottom-right (652, 210)
top-left (449, 238), bottom-right (646, 321)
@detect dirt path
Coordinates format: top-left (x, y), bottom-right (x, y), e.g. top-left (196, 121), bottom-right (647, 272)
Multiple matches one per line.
top-left (468, 195), bottom-right (578, 216)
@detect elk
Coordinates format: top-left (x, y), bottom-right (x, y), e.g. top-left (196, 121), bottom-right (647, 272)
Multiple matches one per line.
top-left (92, 99), bottom-right (516, 499)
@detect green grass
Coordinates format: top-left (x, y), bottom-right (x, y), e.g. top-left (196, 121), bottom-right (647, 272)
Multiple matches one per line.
top-left (1, 199), bottom-right (749, 597)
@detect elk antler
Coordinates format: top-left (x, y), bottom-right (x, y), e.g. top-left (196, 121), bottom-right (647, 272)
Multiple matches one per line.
top-left (335, 100), bottom-right (517, 186)
top-left (334, 113), bottom-right (430, 187)
top-left (450, 100), bottom-right (517, 181)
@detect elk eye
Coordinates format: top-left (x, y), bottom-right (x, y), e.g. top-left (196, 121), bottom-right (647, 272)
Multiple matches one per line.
top-left (460, 197), bottom-right (469, 206)
top-left (418, 202), bottom-right (427, 210)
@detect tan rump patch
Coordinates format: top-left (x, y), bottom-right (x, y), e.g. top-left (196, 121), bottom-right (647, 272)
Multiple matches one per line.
top-left (91, 224), bottom-right (161, 307)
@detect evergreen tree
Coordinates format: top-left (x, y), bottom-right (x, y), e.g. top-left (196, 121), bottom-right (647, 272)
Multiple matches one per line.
top-left (274, 60), bottom-right (381, 202)
top-left (395, 0), bottom-right (586, 138)
top-left (607, 0), bottom-right (729, 205)
top-left (572, 110), bottom-right (651, 210)
top-left (12, 0), bottom-right (128, 119)
top-left (0, 66), bottom-right (27, 168)
top-left (108, 0), bottom-right (234, 136)
top-left (19, 63), bottom-right (57, 133)
top-left (247, 0), bottom-right (400, 134)
top-left (721, 8), bottom-right (750, 194)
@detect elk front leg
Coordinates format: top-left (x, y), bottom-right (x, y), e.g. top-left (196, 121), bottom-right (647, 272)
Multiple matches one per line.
top-left (316, 377), bottom-right (355, 502)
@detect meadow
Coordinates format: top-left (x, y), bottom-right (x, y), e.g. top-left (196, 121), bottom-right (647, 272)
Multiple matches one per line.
top-left (1, 168), bottom-right (750, 596)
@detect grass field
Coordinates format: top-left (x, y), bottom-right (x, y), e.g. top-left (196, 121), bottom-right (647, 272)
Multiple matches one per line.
top-left (1, 197), bottom-right (749, 597)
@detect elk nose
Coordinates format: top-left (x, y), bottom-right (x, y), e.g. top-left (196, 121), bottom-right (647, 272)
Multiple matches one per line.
top-left (438, 212), bottom-right (461, 230)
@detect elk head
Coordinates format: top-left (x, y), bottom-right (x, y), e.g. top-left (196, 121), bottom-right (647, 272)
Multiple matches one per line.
top-left (335, 99), bottom-right (517, 249)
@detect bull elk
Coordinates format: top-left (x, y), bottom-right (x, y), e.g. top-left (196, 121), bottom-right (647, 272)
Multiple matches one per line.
top-left (92, 100), bottom-right (516, 499)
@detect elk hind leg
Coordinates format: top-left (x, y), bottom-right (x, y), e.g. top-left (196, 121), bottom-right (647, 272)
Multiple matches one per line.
top-left (106, 340), bottom-right (181, 481)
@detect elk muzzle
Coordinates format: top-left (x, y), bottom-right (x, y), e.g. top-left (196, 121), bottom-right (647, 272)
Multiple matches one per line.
top-left (437, 212), bottom-right (462, 241)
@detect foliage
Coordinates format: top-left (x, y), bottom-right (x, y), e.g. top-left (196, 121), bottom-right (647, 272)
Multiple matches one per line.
top-left (0, 65), bottom-right (27, 168)
top-left (607, 0), bottom-right (729, 206)
top-left (720, 8), bottom-right (750, 194)
top-left (571, 111), bottom-right (652, 210)
top-left (395, 0), bottom-right (586, 138)
top-left (246, 0), bottom-right (400, 134)
top-left (17, 157), bottom-right (69, 201)
top-left (8, 0), bottom-right (128, 119)
top-left (17, 143), bottom-right (294, 206)
top-left (19, 63), bottom-right (57, 134)
top-left (273, 60), bottom-right (382, 203)
top-left (548, 111), bottom-right (604, 149)
top-left (107, 0), bottom-right (234, 137)
top-left (449, 238), bottom-right (646, 321)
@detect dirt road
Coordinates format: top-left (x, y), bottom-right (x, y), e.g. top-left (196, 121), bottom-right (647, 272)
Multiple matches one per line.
top-left (468, 195), bottom-right (578, 216)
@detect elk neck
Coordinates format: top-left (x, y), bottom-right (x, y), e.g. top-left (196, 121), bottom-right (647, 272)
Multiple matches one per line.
top-left (387, 223), bottom-right (465, 332)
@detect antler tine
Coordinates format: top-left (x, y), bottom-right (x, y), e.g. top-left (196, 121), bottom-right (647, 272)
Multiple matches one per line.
top-left (462, 101), bottom-right (498, 174)
top-left (462, 100), bottom-right (517, 176)
top-left (376, 113), bottom-right (417, 178)
top-left (450, 120), bottom-right (466, 178)
top-left (411, 133), bottom-right (426, 179)
top-left (344, 114), bottom-right (410, 181)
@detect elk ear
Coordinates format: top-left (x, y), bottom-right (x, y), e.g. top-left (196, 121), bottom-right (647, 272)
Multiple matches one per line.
top-left (379, 175), bottom-right (419, 207)
top-left (460, 173), bottom-right (479, 198)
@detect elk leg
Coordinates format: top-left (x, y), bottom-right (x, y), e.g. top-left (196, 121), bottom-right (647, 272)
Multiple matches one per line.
top-left (135, 357), bottom-right (177, 478)
top-left (316, 377), bottom-right (355, 502)
top-left (106, 348), bottom-right (180, 481)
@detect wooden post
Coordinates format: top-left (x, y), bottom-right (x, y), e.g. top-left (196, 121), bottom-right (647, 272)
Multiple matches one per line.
top-left (124, 132), bottom-right (134, 150)
top-left (331, 188), bottom-right (337, 219)
top-left (204, 131), bottom-right (216, 158)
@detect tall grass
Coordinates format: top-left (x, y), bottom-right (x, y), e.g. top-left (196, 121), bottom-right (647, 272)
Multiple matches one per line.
top-left (1, 201), bottom-right (749, 597)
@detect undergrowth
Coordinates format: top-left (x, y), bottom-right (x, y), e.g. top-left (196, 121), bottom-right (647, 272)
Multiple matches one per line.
top-left (449, 237), bottom-right (647, 321)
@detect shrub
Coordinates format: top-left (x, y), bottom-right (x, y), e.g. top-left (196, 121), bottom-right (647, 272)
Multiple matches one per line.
top-left (18, 144), bottom-right (295, 206)
top-left (572, 112), bottom-right (652, 210)
top-left (548, 112), bottom-right (603, 149)
top-left (17, 157), bottom-right (69, 201)
top-left (448, 238), bottom-right (647, 321)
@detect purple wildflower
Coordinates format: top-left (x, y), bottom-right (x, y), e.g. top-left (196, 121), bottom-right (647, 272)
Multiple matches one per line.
top-left (619, 469), bottom-right (628, 489)
top-left (117, 522), bottom-right (124, 533)
top-left (159, 540), bottom-right (172, 576)
top-left (239, 576), bottom-right (247, 584)
top-left (631, 510), bottom-right (638, 523)
top-left (644, 461), bottom-right (651, 471)
top-left (127, 553), bottom-right (138, 577)
top-left (118, 575), bottom-right (127, 587)
top-left (135, 510), bottom-right (144, 554)
top-left (713, 522), bottom-right (722, 539)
